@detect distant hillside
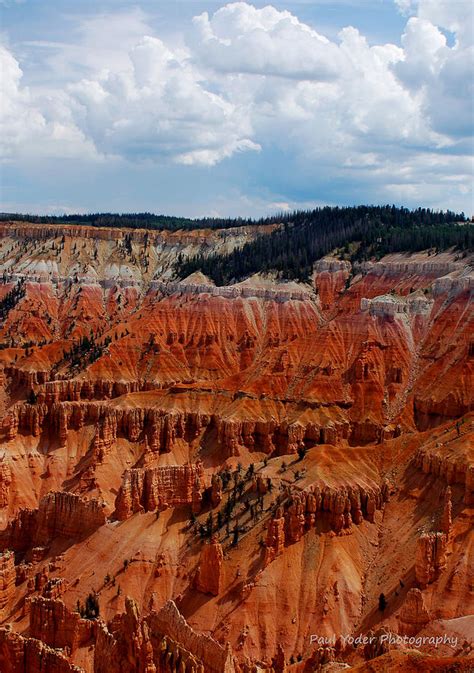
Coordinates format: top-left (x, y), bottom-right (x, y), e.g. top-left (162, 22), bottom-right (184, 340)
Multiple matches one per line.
top-left (175, 205), bottom-right (471, 284)
top-left (1, 206), bottom-right (470, 284)
top-left (0, 211), bottom-right (274, 232)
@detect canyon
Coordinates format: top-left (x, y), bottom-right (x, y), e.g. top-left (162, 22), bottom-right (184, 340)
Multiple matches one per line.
top-left (0, 221), bottom-right (472, 672)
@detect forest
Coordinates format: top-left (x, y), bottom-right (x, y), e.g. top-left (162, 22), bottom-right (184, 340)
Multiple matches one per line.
top-left (0, 211), bottom-right (267, 231)
top-left (175, 205), bottom-right (471, 284)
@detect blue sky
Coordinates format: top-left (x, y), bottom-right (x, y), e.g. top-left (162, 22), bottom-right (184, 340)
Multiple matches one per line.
top-left (1, 0), bottom-right (473, 217)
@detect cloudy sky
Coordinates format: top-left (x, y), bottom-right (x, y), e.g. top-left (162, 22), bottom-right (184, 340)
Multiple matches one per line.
top-left (1, 0), bottom-right (473, 217)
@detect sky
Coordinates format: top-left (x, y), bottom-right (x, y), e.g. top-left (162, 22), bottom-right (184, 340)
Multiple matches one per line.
top-left (0, 0), bottom-right (473, 218)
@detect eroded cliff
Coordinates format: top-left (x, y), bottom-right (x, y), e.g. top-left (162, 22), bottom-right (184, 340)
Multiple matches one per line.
top-left (0, 224), bottom-right (472, 673)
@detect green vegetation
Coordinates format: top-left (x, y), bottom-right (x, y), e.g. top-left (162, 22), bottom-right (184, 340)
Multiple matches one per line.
top-left (0, 280), bottom-right (25, 321)
top-left (62, 334), bottom-right (111, 371)
top-left (76, 593), bottom-right (100, 619)
top-left (27, 389), bottom-right (38, 405)
top-left (0, 211), bottom-right (264, 231)
top-left (176, 205), bottom-right (470, 284)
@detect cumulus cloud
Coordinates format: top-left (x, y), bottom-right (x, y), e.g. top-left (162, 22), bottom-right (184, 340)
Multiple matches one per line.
top-left (190, 3), bottom-right (344, 80)
top-left (395, 2), bottom-right (473, 140)
top-left (65, 34), bottom-right (260, 165)
top-left (395, 0), bottom-right (473, 47)
top-left (0, 45), bottom-right (96, 160)
top-left (0, 45), bottom-right (42, 157)
top-left (0, 1), bottom-right (472, 209)
top-left (417, 0), bottom-right (473, 47)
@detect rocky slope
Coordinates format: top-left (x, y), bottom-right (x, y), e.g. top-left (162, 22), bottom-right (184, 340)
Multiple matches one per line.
top-left (0, 222), bottom-right (472, 672)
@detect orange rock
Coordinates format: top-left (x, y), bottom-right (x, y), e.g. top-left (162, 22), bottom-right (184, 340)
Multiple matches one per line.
top-left (114, 463), bottom-right (204, 520)
top-left (0, 626), bottom-right (83, 673)
top-left (0, 492), bottom-right (106, 553)
top-left (0, 551), bottom-right (16, 620)
top-left (415, 532), bottom-right (448, 587)
top-left (265, 508), bottom-right (285, 566)
top-left (0, 226), bottom-right (472, 672)
top-left (0, 456), bottom-right (12, 509)
top-left (211, 473), bottom-right (223, 507)
top-left (440, 486), bottom-right (452, 535)
top-left (94, 597), bottom-right (235, 673)
top-left (29, 597), bottom-right (94, 652)
top-left (398, 588), bottom-right (430, 636)
top-left (196, 536), bottom-right (225, 596)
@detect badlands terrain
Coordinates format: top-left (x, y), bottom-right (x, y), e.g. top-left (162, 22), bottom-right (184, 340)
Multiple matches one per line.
top-left (0, 219), bottom-right (472, 672)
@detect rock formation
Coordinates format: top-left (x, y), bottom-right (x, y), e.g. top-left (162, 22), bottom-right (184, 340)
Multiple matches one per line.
top-left (35, 492), bottom-right (107, 545)
top-left (0, 224), bottom-right (472, 673)
top-left (465, 464), bottom-right (474, 506)
top-left (0, 627), bottom-right (84, 673)
top-left (114, 463), bottom-right (204, 520)
top-left (0, 492), bottom-right (106, 552)
top-left (264, 480), bottom-right (387, 563)
top-left (264, 508), bottom-right (286, 566)
top-left (440, 486), bottom-right (452, 535)
top-left (398, 588), bottom-right (430, 636)
top-left (0, 455), bottom-right (12, 510)
top-left (211, 473), bottom-right (223, 507)
top-left (0, 551), bottom-right (16, 619)
top-left (29, 597), bottom-right (94, 652)
top-left (415, 532), bottom-right (448, 587)
top-left (195, 536), bottom-right (224, 596)
top-left (94, 598), bottom-right (235, 673)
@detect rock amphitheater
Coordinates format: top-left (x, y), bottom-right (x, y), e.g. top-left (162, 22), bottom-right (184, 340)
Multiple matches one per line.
top-left (0, 222), bottom-right (472, 672)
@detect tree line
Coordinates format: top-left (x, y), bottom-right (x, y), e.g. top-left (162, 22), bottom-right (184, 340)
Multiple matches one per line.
top-left (175, 205), bottom-right (470, 284)
top-left (0, 211), bottom-right (272, 232)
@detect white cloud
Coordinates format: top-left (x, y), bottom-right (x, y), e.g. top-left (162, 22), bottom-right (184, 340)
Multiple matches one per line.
top-left (0, 45), bottom-right (42, 157)
top-left (190, 3), bottom-right (344, 81)
top-left (64, 34), bottom-right (260, 165)
top-left (395, 0), bottom-right (473, 46)
top-left (39, 9), bottom-right (153, 84)
top-left (416, 0), bottom-right (473, 47)
top-left (0, 44), bottom-right (97, 161)
top-left (394, 0), bottom-right (416, 15)
top-left (395, 8), bottom-right (473, 140)
top-left (0, 1), bottom-right (472, 209)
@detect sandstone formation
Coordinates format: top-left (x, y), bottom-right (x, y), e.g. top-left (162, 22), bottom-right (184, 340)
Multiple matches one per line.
top-left (35, 492), bottom-right (106, 546)
top-left (398, 588), bottom-right (430, 636)
top-left (264, 509), bottom-right (286, 566)
top-left (0, 627), bottom-right (84, 673)
top-left (41, 577), bottom-right (68, 600)
top-left (195, 536), bottom-right (224, 596)
top-left (3, 395), bottom-right (353, 456)
top-left (415, 532), bottom-right (448, 587)
top-left (440, 486), bottom-right (452, 535)
top-left (0, 491), bottom-right (106, 552)
top-left (264, 480), bottom-right (387, 563)
top-left (0, 551), bottom-right (16, 620)
top-left (114, 463), bottom-right (204, 520)
top-left (0, 224), bottom-right (472, 673)
top-left (211, 473), bottom-right (223, 507)
top-left (29, 596), bottom-right (94, 652)
top-left (465, 464), bottom-right (474, 506)
top-left (415, 445), bottom-right (473, 499)
top-left (94, 597), bottom-right (235, 673)
top-left (0, 455), bottom-right (12, 510)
